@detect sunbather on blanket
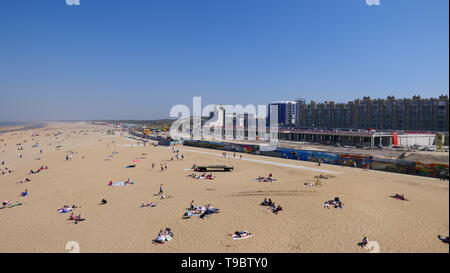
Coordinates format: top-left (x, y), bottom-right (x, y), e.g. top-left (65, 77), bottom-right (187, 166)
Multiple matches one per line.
top-left (323, 197), bottom-right (344, 209)
top-left (140, 202), bottom-right (157, 208)
top-left (153, 228), bottom-right (174, 244)
top-left (1, 200), bottom-right (11, 209)
top-left (256, 176), bottom-right (276, 182)
top-left (68, 213), bottom-right (85, 224)
top-left (233, 231), bottom-right (252, 239)
top-left (19, 189), bottom-right (28, 197)
top-left (57, 206), bottom-right (73, 213)
top-left (438, 235), bottom-right (449, 244)
top-left (272, 205), bottom-right (283, 214)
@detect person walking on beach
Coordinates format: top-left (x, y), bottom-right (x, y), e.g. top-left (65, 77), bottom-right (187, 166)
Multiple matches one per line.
top-left (152, 163), bottom-right (155, 170)
top-left (164, 163), bottom-right (167, 170)
top-left (160, 164), bottom-right (163, 171)
top-left (158, 184), bottom-right (164, 195)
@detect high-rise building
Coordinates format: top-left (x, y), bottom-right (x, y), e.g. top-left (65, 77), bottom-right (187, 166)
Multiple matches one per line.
top-left (295, 95), bottom-right (449, 132)
top-left (267, 101), bottom-right (298, 127)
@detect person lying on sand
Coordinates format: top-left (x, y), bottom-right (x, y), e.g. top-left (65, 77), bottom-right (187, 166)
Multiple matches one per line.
top-left (323, 197), bottom-right (344, 209)
top-left (19, 189), bottom-right (28, 197)
top-left (29, 169), bottom-right (40, 174)
top-left (153, 228), bottom-right (174, 244)
top-left (391, 194), bottom-right (408, 201)
top-left (57, 206), bottom-right (74, 213)
top-left (99, 199), bottom-right (107, 205)
top-left (68, 213), bottom-right (85, 224)
top-left (140, 202), bottom-right (157, 208)
top-left (1, 201), bottom-right (22, 209)
top-left (272, 205), bottom-right (283, 214)
top-left (438, 235), bottom-right (449, 244)
top-left (256, 176), bottom-right (275, 182)
top-left (234, 231), bottom-right (251, 239)
top-left (1, 200), bottom-right (11, 209)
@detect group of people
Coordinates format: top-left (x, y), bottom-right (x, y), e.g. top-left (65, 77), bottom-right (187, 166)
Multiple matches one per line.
top-left (29, 165), bottom-right (48, 174)
top-left (57, 204), bottom-right (78, 213)
top-left (184, 201), bottom-right (220, 219)
top-left (260, 198), bottom-right (283, 214)
top-left (154, 228), bottom-right (174, 244)
top-left (256, 173), bottom-right (276, 182)
top-left (323, 197), bottom-right (344, 209)
top-left (1, 167), bottom-right (12, 176)
top-left (305, 178), bottom-right (322, 187)
top-left (170, 154), bottom-right (184, 161)
top-left (187, 172), bottom-right (214, 180)
top-left (139, 202), bottom-right (157, 208)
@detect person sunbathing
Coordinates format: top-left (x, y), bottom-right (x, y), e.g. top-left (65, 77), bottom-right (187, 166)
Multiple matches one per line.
top-left (107, 181), bottom-right (113, 186)
top-left (234, 231), bottom-right (251, 238)
top-left (19, 190), bottom-right (28, 197)
top-left (1, 201), bottom-right (11, 209)
top-left (57, 206), bottom-right (73, 213)
top-left (68, 213), bottom-right (85, 224)
top-left (140, 202), bottom-right (157, 208)
top-left (154, 228), bottom-right (174, 244)
top-left (99, 199), bottom-right (107, 205)
top-left (438, 235), bottom-right (449, 244)
top-left (272, 205), bottom-right (283, 214)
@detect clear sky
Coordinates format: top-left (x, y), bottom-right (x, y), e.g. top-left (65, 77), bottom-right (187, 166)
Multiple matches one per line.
top-left (0, 0), bottom-right (448, 121)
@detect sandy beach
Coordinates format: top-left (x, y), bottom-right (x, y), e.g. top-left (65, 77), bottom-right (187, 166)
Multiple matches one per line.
top-left (0, 122), bottom-right (448, 253)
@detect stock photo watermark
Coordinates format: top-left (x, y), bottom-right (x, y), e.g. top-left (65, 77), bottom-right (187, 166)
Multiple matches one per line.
top-left (65, 241), bottom-right (80, 253)
top-left (364, 241), bottom-right (381, 253)
top-left (365, 0), bottom-right (381, 6)
top-left (65, 0), bottom-right (80, 6)
top-left (169, 97), bottom-right (279, 151)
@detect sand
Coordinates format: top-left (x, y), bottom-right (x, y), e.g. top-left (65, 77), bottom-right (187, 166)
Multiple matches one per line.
top-left (0, 122), bottom-right (448, 253)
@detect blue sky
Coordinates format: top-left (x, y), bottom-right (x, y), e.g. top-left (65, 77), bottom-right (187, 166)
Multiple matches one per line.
top-left (0, 0), bottom-right (448, 121)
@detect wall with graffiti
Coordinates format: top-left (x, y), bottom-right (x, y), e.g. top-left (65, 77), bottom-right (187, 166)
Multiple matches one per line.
top-left (182, 140), bottom-right (448, 178)
top-left (183, 140), bottom-right (259, 154)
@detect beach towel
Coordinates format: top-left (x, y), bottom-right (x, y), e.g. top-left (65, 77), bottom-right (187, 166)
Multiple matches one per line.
top-left (8, 202), bottom-right (23, 208)
top-left (57, 207), bottom-right (73, 213)
top-left (132, 160), bottom-right (141, 163)
top-left (111, 181), bottom-right (134, 186)
top-left (0, 202), bottom-right (23, 209)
